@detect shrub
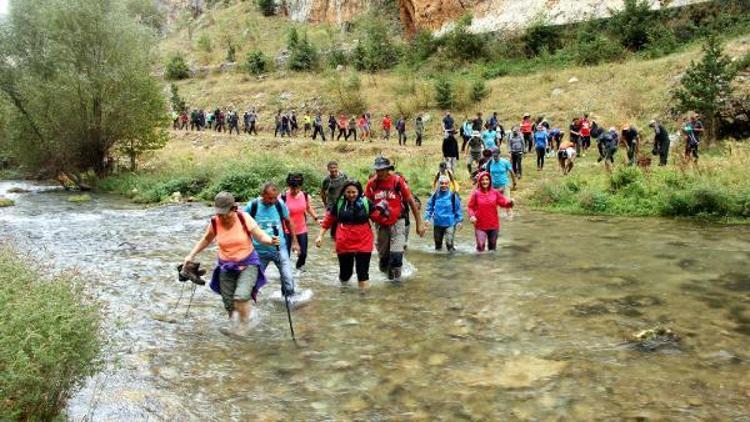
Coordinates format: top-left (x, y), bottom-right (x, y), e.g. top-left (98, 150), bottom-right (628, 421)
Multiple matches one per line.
top-left (470, 78), bottom-right (490, 103)
top-left (434, 76), bottom-right (454, 109)
top-left (244, 50), bottom-right (268, 75)
top-left (256, 0), bottom-right (275, 16)
top-left (326, 71), bottom-right (368, 114)
top-left (406, 29), bottom-right (439, 65)
top-left (578, 189), bottom-right (610, 212)
top-left (197, 33), bottom-right (213, 52)
top-left (165, 54), bottom-right (190, 80)
top-left (609, 0), bottom-right (655, 51)
top-left (442, 15), bottom-right (487, 63)
top-left (226, 43), bottom-right (236, 62)
top-left (609, 166), bottom-right (643, 192)
top-left (170, 83), bottom-right (186, 113)
top-left (352, 16), bottom-right (401, 72)
top-left (0, 246), bottom-right (101, 420)
top-left (523, 20), bottom-right (560, 57)
top-left (287, 28), bottom-right (318, 71)
top-left (572, 24), bottom-right (624, 66)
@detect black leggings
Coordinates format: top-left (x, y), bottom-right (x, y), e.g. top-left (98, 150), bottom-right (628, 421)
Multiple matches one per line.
top-left (536, 147), bottom-right (546, 169)
top-left (285, 232), bottom-right (308, 269)
top-left (338, 252), bottom-right (371, 282)
top-left (511, 152), bottom-right (523, 177)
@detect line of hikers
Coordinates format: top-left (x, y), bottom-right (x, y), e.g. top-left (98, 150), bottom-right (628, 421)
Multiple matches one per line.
top-left (182, 156), bottom-right (517, 330)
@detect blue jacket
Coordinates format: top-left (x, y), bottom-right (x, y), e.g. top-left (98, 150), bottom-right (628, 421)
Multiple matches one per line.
top-left (424, 190), bottom-right (463, 227)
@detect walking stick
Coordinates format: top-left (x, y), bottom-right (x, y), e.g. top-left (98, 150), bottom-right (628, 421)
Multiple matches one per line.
top-left (185, 283), bottom-right (197, 317)
top-left (272, 225), bottom-right (297, 343)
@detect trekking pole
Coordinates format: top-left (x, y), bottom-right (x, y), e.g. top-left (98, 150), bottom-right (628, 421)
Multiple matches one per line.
top-left (185, 283), bottom-right (197, 318)
top-left (272, 225), bottom-right (297, 344)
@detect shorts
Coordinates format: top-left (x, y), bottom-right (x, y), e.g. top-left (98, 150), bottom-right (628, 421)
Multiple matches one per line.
top-left (565, 148), bottom-right (577, 161)
top-left (219, 265), bottom-right (259, 312)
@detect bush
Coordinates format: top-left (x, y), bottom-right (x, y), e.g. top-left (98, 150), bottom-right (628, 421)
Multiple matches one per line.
top-left (470, 78), bottom-right (490, 103)
top-left (244, 50), bottom-right (268, 75)
top-left (609, 166), bottom-right (643, 192)
top-left (578, 189), bottom-right (610, 212)
top-left (170, 83), bottom-right (186, 113)
top-left (442, 15), bottom-right (487, 63)
top-left (572, 23), bottom-right (624, 66)
top-left (523, 20), bottom-right (561, 57)
top-left (197, 33), bottom-right (213, 53)
top-left (609, 0), bottom-right (655, 51)
top-left (287, 28), bottom-right (319, 71)
top-left (326, 71), bottom-right (368, 114)
top-left (256, 0), bottom-right (275, 16)
top-left (165, 54), bottom-right (190, 80)
top-left (405, 30), bottom-right (439, 65)
top-left (434, 76), bottom-right (454, 109)
top-left (0, 246), bottom-right (101, 420)
top-left (352, 16), bottom-right (401, 72)
top-left (226, 43), bottom-right (236, 62)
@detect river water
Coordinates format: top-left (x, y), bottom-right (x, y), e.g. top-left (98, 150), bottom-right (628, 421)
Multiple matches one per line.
top-left (1, 181), bottom-right (749, 420)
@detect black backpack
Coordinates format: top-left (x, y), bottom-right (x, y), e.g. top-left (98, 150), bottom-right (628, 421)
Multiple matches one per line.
top-left (248, 199), bottom-right (287, 232)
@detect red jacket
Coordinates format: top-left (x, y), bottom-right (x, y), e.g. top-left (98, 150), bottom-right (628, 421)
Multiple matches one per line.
top-left (383, 117), bottom-right (392, 130)
top-left (365, 174), bottom-right (412, 226)
top-left (321, 210), bottom-right (374, 254)
top-left (467, 172), bottom-right (513, 231)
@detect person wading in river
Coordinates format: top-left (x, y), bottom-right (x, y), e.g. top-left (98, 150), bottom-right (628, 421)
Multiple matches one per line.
top-left (183, 192), bottom-right (278, 328)
top-left (467, 171), bottom-right (514, 252)
top-left (281, 173), bottom-right (319, 272)
top-left (424, 175), bottom-right (463, 252)
top-left (320, 161), bottom-right (349, 239)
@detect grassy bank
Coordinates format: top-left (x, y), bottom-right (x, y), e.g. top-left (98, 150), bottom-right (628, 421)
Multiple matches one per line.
top-left (527, 142), bottom-right (750, 221)
top-left (0, 246), bottom-right (102, 420)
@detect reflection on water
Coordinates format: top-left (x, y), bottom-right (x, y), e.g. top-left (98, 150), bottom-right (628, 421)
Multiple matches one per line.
top-left (1, 181), bottom-right (749, 420)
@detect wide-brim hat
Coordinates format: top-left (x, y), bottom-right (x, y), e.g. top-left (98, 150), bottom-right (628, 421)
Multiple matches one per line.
top-left (373, 157), bottom-right (394, 171)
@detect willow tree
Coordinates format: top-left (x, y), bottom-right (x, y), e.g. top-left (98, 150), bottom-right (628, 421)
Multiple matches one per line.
top-left (0, 0), bottom-right (167, 185)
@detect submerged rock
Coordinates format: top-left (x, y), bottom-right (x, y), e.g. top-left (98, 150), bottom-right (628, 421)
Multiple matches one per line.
top-left (6, 187), bottom-right (29, 193)
top-left (67, 194), bottom-right (91, 203)
top-left (0, 197), bottom-right (14, 207)
top-left (630, 327), bottom-right (681, 352)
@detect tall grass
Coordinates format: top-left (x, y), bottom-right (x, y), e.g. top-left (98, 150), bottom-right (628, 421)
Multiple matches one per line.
top-left (0, 245), bottom-right (102, 420)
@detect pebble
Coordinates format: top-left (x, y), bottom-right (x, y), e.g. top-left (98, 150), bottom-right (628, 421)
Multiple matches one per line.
top-left (343, 318), bottom-right (359, 326)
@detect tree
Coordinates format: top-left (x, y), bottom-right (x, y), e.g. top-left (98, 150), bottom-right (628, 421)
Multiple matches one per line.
top-left (170, 84), bottom-right (186, 113)
top-left (165, 54), bottom-right (191, 80)
top-left (244, 50), bottom-right (268, 75)
top-left (256, 0), bottom-right (275, 16)
top-left (0, 0), bottom-right (168, 185)
top-left (672, 34), bottom-right (737, 142)
top-left (287, 28), bottom-right (318, 71)
top-left (610, 0), bottom-right (655, 51)
top-left (434, 77), bottom-right (454, 109)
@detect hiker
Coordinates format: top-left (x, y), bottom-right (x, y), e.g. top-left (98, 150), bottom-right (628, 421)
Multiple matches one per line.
top-left (534, 124), bottom-right (550, 171)
top-left (206, 110), bottom-right (215, 130)
top-left (245, 182), bottom-right (299, 297)
top-left (183, 192), bottom-right (278, 324)
top-left (465, 131), bottom-right (484, 176)
top-left (467, 172), bottom-right (514, 252)
top-left (432, 161), bottom-right (459, 192)
top-left (198, 109), bottom-right (206, 130)
top-left (482, 126), bottom-right (498, 150)
top-left (569, 117), bottom-right (581, 156)
top-left (365, 157), bottom-right (425, 281)
top-left (358, 114), bottom-right (368, 142)
top-left (649, 119), bottom-right (670, 166)
top-left (682, 117), bottom-right (699, 162)
top-left (461, 117), bottom-right (473, 151)
top-left (274, 111), bottom-right (282, 137)
top-left (483, 147), bottom-right (516, 193)
top-left (508, 126), bottom-right (525, 179)
top-left (320, 161), bottom-right (349, 238)
top-left (243, 110), bottom-right (252, 134)
top-left (442, 112), bottom-right (455, 133)
top-left (180, 111), bottom-right (189, 130)
top-left (424, 176), bottom-right (463, 252)
top-left (442, 129), bottom-right (459, 172)
top-left (597, 128), bottom-right (619, 170)
top-left (281, 173), bottom-right (319, 271)
top-left (580, 116), bottom-right (592, 154)
top-left (347, 115), bottom-right (357, 141)
top-left (172, 110), bottom-right (179, 130)
top-left (394, 172), bottom-right (420, 250)
top-left (488, 112), bottom-right (498, 132)
top-left (520, 113), bottom-right (534, 153)
top-left (328, 114), bottom-right (337, 140)
top-left (415, 115), bottom-right (424, 146)
top-left (691, 114), bottom-right (704, 144)
top-left (557, 138), bottom-right (577, 175)
top-left (290, 111), bottom-right (299, 136)
top-left (315, 181), bottom-right (379, 290)
top-left (382, 114), bottom-right (393, 140)
top-left (396, 115), bottom-right (407, 145)
top-left (621, 124), bottom-right (640, 166)
top-left (472, 112), bottom-right (483, 132)
top-left (303, 113), bottom-right (312, 137)
top-left (336, 114), bottom-right (348, 141)
top-left (214, 108), bottom-right (225, 132)
top-left (473, 149), bottom-right (493, 183)
top-left (313, 112), bottom-right (326, 141)
top-left (549, 127), bottom-right (564, 155)
top-left (190, 109), bottom-right (199, 131)
top-left (281, 112), bottom-right (291, 137)
top-left (227, 110), bottom-right (240, 135)
top-left (365, 112), bottom-right (373, 139)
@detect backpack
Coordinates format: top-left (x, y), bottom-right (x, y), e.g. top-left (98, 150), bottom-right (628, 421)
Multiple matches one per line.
top-left (280, 191), bottom-right (309, 209)
top-left (366, 174), bottom-right (406, 218)
top-left (510, 135), bottom-right (524, 152)
top-left (428, 191), bottom-right (458, 216)
top-left (335, 196), bottom-right (370, 215)
top-left (248, 199), bottom-right (287, 232)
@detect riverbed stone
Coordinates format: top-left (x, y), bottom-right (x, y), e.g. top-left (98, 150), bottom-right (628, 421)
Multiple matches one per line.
top-left (0, 197), bottom-right (14, 207)
top-left (6, 187), bottom-right (29, 193)
top-left (67, 194), bottom-right (91, 203)
top-left (457, 357), bottom-right (567, 389)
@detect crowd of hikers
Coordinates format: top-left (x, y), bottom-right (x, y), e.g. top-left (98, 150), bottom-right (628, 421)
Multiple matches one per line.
top-left (179, 107), bottom-right (706, 332)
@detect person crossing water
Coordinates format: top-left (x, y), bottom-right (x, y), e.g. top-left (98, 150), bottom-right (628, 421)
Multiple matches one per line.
top-left (483, 147), bottom-right (516, 194)
top-left (467, 172), bottom-right (514, 252)
top-left (320, 161), bottom-right (349, 239)
top-left (281, 173), bottom-right (319, 272)
top-left (183, 192), bottom-right (278, 329)
top-left (315, 181), bottom-right (382, 290)
top-left (424, 176), bottom-right (463, 252)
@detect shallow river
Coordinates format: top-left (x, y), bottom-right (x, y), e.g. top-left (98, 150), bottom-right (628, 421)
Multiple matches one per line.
top-left (1, 181), bottom-right (749, 421)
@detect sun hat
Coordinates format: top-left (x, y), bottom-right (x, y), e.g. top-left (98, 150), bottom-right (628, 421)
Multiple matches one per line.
top-left (214, 191), bottom-right (235, 215)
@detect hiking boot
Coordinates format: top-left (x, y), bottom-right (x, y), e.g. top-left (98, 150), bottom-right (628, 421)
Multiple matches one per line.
top-left (390, 267), bottom-right (402, 282)
top-left (179, 261), bottom-right (206, 285)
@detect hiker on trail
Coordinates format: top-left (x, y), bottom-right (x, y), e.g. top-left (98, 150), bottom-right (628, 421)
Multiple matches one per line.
top-left (281, 113), bottom-right (291, 137)
top-left (467, 171), bottom-right (514, 252)
top-left (243, 110), bottom-right (252, 134)
top-left (424, 176), bottom-right (463, 252)
top-left (432, 161), bottom-right (459, 192)
top-left (328, 114), bottom-right (337, 140)
top-left (520, 113), bottom-right (534, 153)
top-left (320, 161), bottom-right (349, 238)
top-left (488, 112), bottom-right (498, 131)
top-left (274, 111), bottom-right (282, 137)
top-left (482, 126), bottom-right (498, 150)
top-left (691, 114), bottom-right (704, 143)
top-left (365, 112), bottom-right (373, 139)
top-left (227, 110), bottom-right (240, 135)
top-left (534, 124), bottom-right (550, 171)
top-left (580, 115), bottom-right (592, 154)
top-left (442, 129), bottom-right (459, 172)
top-left (313, 113), bottom-right (326, 141)
top-left (682, 117), bottom-right (700, 162)
top-left (473, 149), bottom-right (493, 183)
top-left (549, 127), bottom-right (564, 155)
top-left (303, 113), bottom-right (312, 137)
top-left (415, 115), bottom-right (425, 146)
top-left (597, 128), bottom-right (619, 170)
top-left (248, 108), bottom-right (258, 135)
top-left (348, 115), bottom-right (358, 141)
top-left (443, 112), bottom-right (455, 133)
top-left (180, 111), bottom-right (189, 130)
top-left (649, 119), bottom-right (670, 166)
top-left (183, 192), bottom-right (278, 325)
top-left (245, 182), bottom-right (299, 297)
top-left (336, 114), bottom-right (348, 141)
top-left (568, 117), bottom-right (581, 156)
top-left (508, 126), bottom-right (525, 179)
top-left (382, 114), bottom-right (393, 140)
top-left (365, 157), bottom-right (425, 281)
top-left (393, 172), bottom-right (420, 250)
top-left (172, 111), bottom-right (179, 130)
top-left (214, 108), bottom-right (225, 132)
top-left (358, 114), bottom-right (368, 142)
top-left (483, 147), bottom-right (516, 194)
top-left (557, 138), bottom-right (577, 175)
top-left (621, 124), bottom-right (640, 166)
top-left (281, 173), bottom-right (319, 272)
top-left (396, 115), bottom-right (407, 145)
top-left (465, 131), bottom-right (484, 176)
top-left (316, 181), bottom-right (379, 290)
top-left (198, 109), bottom-right (206, 130)
top-left (190, 109), bottom-right (199, 131)
top-left (290, 111), bottom-right (299, 137)
top-left (472, 112), bottom-right (484, 132)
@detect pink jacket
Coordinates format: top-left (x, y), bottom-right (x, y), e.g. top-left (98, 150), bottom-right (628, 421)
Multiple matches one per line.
top-left (467, 172), bottom-right (513, 231)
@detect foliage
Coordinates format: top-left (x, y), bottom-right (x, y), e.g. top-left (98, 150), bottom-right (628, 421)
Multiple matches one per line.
top-left (287, 28), bottom-right (318, 71)
top-left (165, 54), bottom-right (191, 80)
top-left (244, 50), bottom-right (268, 75)
top-left (170, 85), bottom-right (185, 116)
top-left (256, 0), bottom-right (275, 17)
top-left (325, 71), bottom-right (367, 114)
top-left (672, 35), bottom-right (737, 141)
top-left (405, 30), bottom-right (438, 65)
top-left (523, 19), bottom-right (561, 57)
top-left (609, 0), bottom-right (656, 51)
top-left (470, 78), bottom-right (490, 103)
top-left (226, 43), bottom-right (236, 62)
top-left (572, 22), bottom-right (625, 66)
top-left (126, 0), bottom-right (166, 33)
top-left (434, 76), bottom-right (454, 109)
top-left (0, 246), bottom-right (102, 420)
top-left (197, 32), bottom-right (213, 52)
top-left (0, 0), bottom-right (168, 183)
top-left (352, 15), bottom-right (401, 73)
top-left (442, 15), bottom-right (486, 63)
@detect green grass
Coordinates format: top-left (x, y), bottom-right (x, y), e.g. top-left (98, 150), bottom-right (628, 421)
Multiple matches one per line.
top-left (0, 245), bottom-right (102, 420)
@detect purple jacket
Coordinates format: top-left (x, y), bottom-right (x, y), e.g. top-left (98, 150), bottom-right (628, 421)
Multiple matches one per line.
top-left (209, 250), bottom-right (267, 301)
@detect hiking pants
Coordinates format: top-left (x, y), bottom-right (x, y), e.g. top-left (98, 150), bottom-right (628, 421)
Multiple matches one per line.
top-left (475, 228), bottom-right (499, 252)
top-left (523, 133), bottom-right (532, 152)
top-left (215, 122), bottom-right (224, 132)
top-left (581, 136), bottom-right (591, 150)
top-left (398, 131), bottom-right (407, 145)
top-left (433, 225), bottom-right (456, 251)
top-left (511, 152), bottom-right (523, 178)
top-left (376, 219), bottom-right (406, 277)
top-left (338, 252), bottom-right (371, 282)
top-left (313, 125), bottom-right (325, 141)
top-left (384, 129), bottom-right (391, 140)
top-left (627, 141), bottom-right (637, 166)
top-left (274, 124), bottom-right (280, 137)
top-left (444, 157), bottom-right (457, 173)
top-left (218, 265), bottom-right (260, 313)
top-left (249, 122), bottom-right (257, 135)
top-left (258, 248), bottom-right (295, 296)
top-left (337, 128), bottom-right (347, 141)
top-left (348, 128), bottom-right (357, 141)
top-left (573, 138), bottom-right (581, 156)
top-left (329, 126), bottom-right (335, 140)
top-left (658, 139), bottom-right (670, 166)
top-left (229, 123), bottom-right (239, 135)
top-left (415, 132), bottom-right (423, 146)
top-left (285, 232), bottom-right (308, 269)
top-left (536, 147), bottom-right (546, 169)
